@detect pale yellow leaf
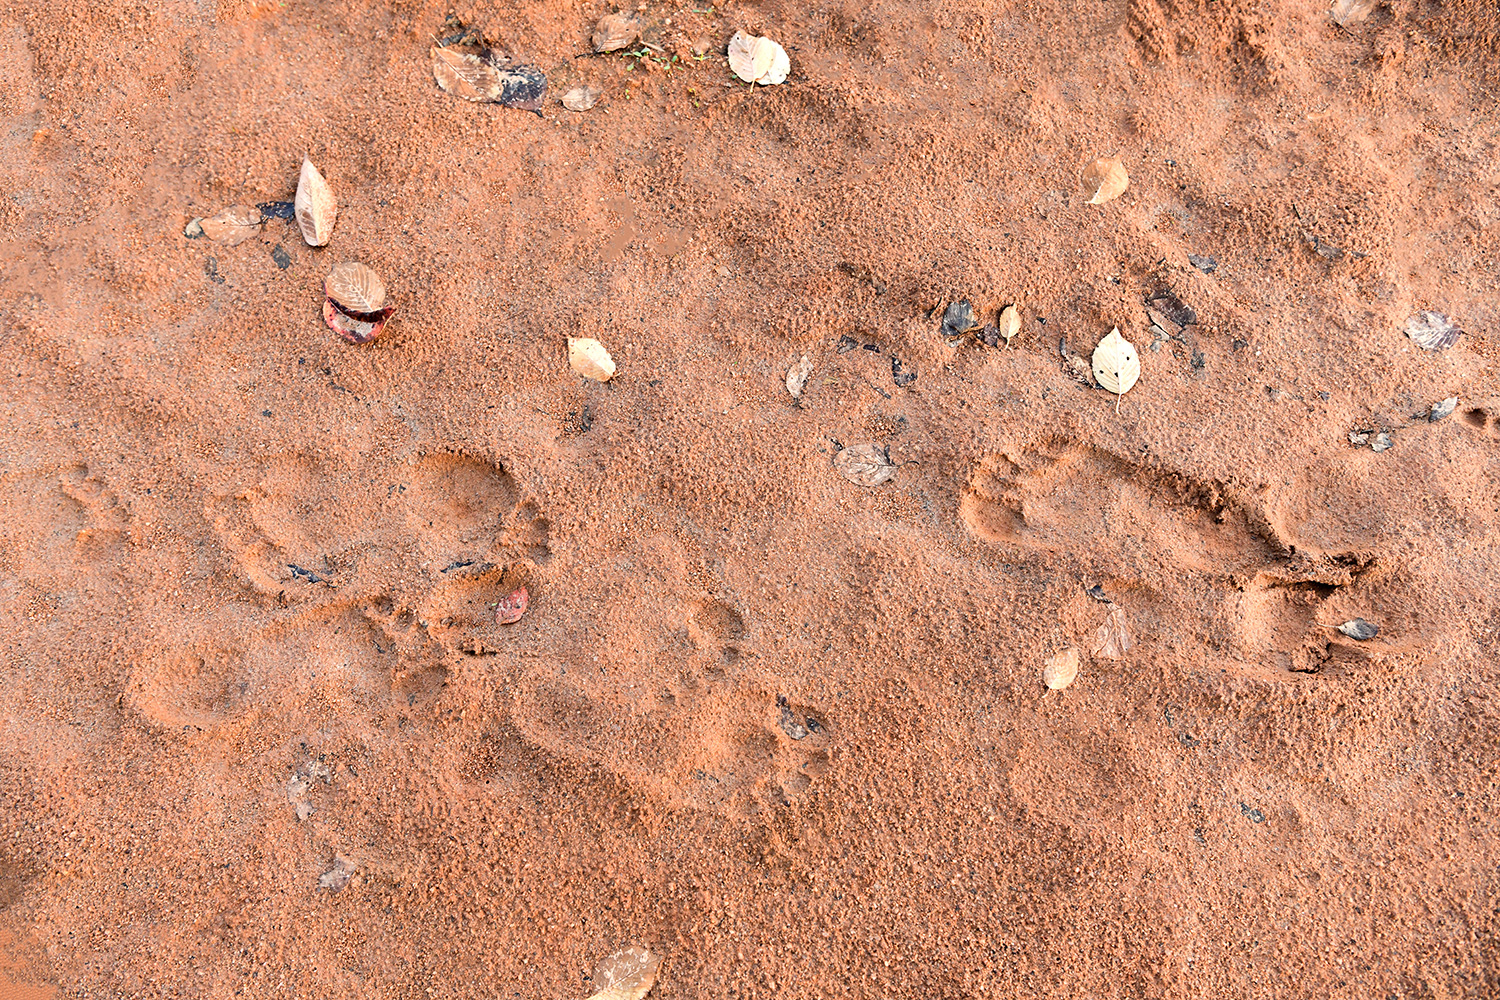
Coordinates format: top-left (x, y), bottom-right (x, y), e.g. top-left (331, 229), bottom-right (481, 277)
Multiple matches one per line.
top-left (728, 31), bottom-right (788, 85)
top-left (295, 156), bottom-right (337, 247)
top-left (324, 262), bottom-right (386, 313)
top-left (785, 354), bottom-right (813, 399)
top-left (1331, 0), bottom-right (1376, 27)
top-left (592, 12), bottom-right (643, 53)
top-left (569, 337), bottom-right (616, 381)
top-left (998, 304), bottom-right (1021, 346)
top-left (1082, 156), bottom-right (1129, 205)
top-left (562, 85), bottom-right (602, 111)
top-left (1091, 327), bottom-right (1139, 395)
top-left (1043, 647), bottom-right (1080, 691)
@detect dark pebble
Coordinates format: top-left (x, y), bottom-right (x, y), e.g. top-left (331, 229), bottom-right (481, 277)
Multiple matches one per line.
top-left (258, 200), bottom-right (296, 221)
top-left (891, 356), bottom-right (916, 387)
top-left (1187, 253), bottom-right (1218, 273)
top-left (271, 244), bottom-right (293, 269)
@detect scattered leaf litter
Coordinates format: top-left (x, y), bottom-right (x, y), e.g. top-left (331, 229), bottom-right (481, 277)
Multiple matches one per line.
top-left (322, 262), bottom-right (393, 345)
top-left (1043, 647), bottom-right (1080, 691)
top-left (1092, 604), bottom-right (1133, 660)
top-left (833, 443), bottom-right (895, 486)
top-left (295, 157), bottom-right (337, 247)
top-left (199, 204), bottom-right (262, 246)
top-left (569, 337), bottom-right (617, 381)
top-left (1082, 156), bottom-right (1129, 205)
top-left (585, 945), bottom-right (661, 1000)
top-left (1334, 618), bottom-right (1379, 640)
top-left (786, 355), bottom-right (813, 400)
top-left (1405, 311), bottom-right (1462, 351)
top-left (592, 11), bottom-right (644, 53)
top-left (727, 31), bottom-right (790, 86)
top-left (1429, 397), bottom-right (1457, 421)
top-left (1091, 328), bottom-right (1140, 396)
top-left (562, 85), bottom-right (602, 111)
top-left (495, 586), bottom-right (529, 625)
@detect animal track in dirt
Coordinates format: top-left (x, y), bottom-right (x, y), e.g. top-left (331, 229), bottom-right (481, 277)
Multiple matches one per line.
top-left (1460, 400), bottom-right (1500, 440)
top-left (0, 463), bottom-right (129, 585)
top-left (960, 441), bottom-right (1375, 677)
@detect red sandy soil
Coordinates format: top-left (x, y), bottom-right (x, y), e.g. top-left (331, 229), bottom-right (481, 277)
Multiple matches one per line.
top-left (2, 0), bottom-right (1499, 997)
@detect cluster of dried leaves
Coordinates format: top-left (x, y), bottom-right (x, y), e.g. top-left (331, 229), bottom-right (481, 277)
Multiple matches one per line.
top-left (1042, 592), bottom-right (1134, 693)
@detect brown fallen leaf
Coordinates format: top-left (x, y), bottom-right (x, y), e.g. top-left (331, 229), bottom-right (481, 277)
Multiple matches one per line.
top-left (199, 204), bottom-right (262, 246)
top-left (562, 85), bottom-right (602, 111)
top-left (586, 945), bottom-right (660, 1000)
top-left (1331, 0), bottom-right (1376, 27)
top-left (1091, 604), bottom-right (1133, 660)
top-left (432, 45), bottom-right (502, 101)
top-left (1082, 156), bottom-right (1129, 205)
top-left (997, 304), bottom-right (1021, 347)
top-left (785, 354), bottom-right (813, 400)
top-left (592, 12), bottom-right (643, 53)
top-left (295, 157), bottom-right (337, 247)
top-left (1332, 618), bottom-right (1378, 640)
top-left (833, 443), bottom-right (895, 487)
top-left (323, 262), bottom-right (393, 345)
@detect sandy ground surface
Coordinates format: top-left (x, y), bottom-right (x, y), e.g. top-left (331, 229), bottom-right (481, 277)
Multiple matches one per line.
top-left (2, 0), bottom-right (1499, 997)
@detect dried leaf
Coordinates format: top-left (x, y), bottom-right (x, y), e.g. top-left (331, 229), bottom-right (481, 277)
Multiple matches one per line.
top-left (1091, 327), bottom-right (1140, 395)
top-left (592, 12), bottom-right (643, 52)
top-left (1091, 605), bottom-right (1133, 660)
top-left (562, 85), bottom-right (602, 111)
top-left (941, 300), bottom-right (977, 340)
top-left (324, 262), bottom-right (386, 313)
top-left (432, 46), bottom-right (501, 100)
top-left (1405, 311), bottom-right (1462, 351)
top-left (199, 204), bottom-right (262, 246)
top-left (1146, 288), bottom-right (1196, 328)
top-left (318, 856), bottom-right (355, 891)
top-left (727, 31), bottom-right (789, 85)
top-left (183, 218), bottom-right (205, 239)
top-left (786, 354), bottom-right (813, 399)
top-left (1429, 396), bottom-right (1457, 422)
top-left (1369, 431), bottom-right (1393, 453)
top-left (295, 157), bottom-right (337, 247)
top-left (495, 586), bottom-right (529, 625)
top-left (490, 59), bottom-right (548, 112)
top-left (1043, 647), bottom-right (1080, 691)
top-left (1335, 618), bottom-right (1379, 640)
top-left (997, 304), bottom-right (1021, 346)
top-left (1082, 156), bottom-right (1129, 205)
top-left (1065, 353), bottom-right (1095, 385)
top-left (569, 337), bottom-right (617, 381)
top-left (322, 298), bottom-right (394, 345)
top-left (586, 945), bottom-right (660, 1000)
top-left (1331, 0), bottom-right (1376, 27)
top-left (833, 443), bottom-right (895, 487)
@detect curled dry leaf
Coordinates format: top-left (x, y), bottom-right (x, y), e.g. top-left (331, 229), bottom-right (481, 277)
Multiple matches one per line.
top-left (1091, 604), bottom-right (1133, 660)
top-left (562, 85), bottom-right (602, 111)
top-left (200, 204), bottom-right (263, 246)
top-left (569, 337), bottom-right (616, 381)
top-left (1043, 647), bottom-right (1081, 691)
top-left (585, 945), bottom-right (661, 1000)
top-left (785, 354), bottom-right (813, 399)
top-left (592, 11), bottom-right (643, 53)
top-left (1091, 327), bottom-right (1140, 395)
top-left (432, 45), bottom-right (501, 101)
top-left (495, 586), bottom-right (529, 625)
top-left (833, 443), bottom-right (895, 487)
top-left (295, 157), bottom-right (337, 247)
top-left (997, 304), bottom-right (1021, 346)
top-left (728, 31), bottom-right (790, 85)
top-left (323, 262), bottom-right (393, 345)
top-left (1405, 311), bottom-right (1462, 351)
top-left (324, 261), bottom-right (386, 313)
top-left (1082, 156), bottom-right (1129, 205)
top-left (1335, 618), bottom-right (1379, 640)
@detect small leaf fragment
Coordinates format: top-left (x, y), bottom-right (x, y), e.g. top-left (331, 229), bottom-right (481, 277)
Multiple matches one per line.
top-left (295, 157), bottom-right (337, 247)
top-left (592, 12), bottom-right (643, 53)
top-left (1043, 647), bottom-right (1080, 691)
top-left (997, 304), bottom-right (1021, 346)
top-left (833, 443), bottom-right (895, 487)
top-left (495, 586), bottom-right (529, 625)
top-left (1405, 311), bottom-right (1462, 351)
top-left (1091, 327), bottom-right (1140, 395)
top-left (728, 31), bottom-right (789, 85)
top-left (785, 354), bottom-right (813, 399)
top-left (586, 945), bottom-right (661, 1000)
top-left (1331, 0), bottom-right (1376, 27)
top-left (183, 218), bottom-right (205, 239)
top-left (1335, 618), bottom-right (1379, 641)
top-left (1187, 253), bottom-right (1218, 273)
top-left (562, 85), bottom-right (602, 111)
top-left (200, 204), bottom-right (263, 246)
top-left (324, 261), bottom-right (386, 313)
top-left (432, 46), bottom-right (501, 101)
top-left (1091, 604), bottom-right (1133, 660)
top-left (491, 60), bottom-right (548, 112)
top-left (1082, 156), bottom-right (1129, 205)
top-left (569, 337), bottom-right (617, 381)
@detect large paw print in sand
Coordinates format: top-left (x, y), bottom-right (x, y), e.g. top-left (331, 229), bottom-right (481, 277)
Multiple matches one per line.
top-left (959, 441), bottom-right (1377, 677)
